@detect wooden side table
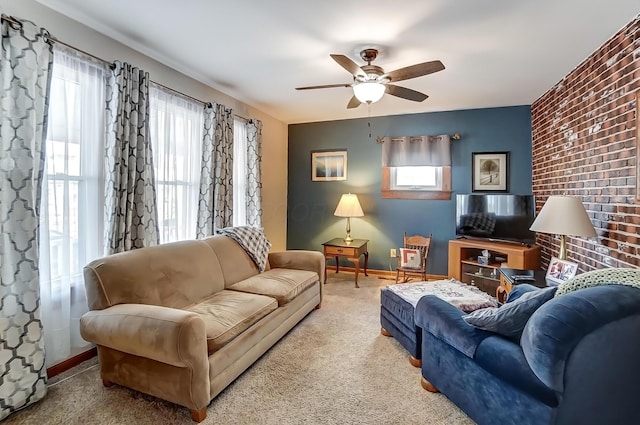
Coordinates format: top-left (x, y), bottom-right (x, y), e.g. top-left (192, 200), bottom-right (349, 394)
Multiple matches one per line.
top-left (497, 268), bottom-right (550, 302)
top-left (322, 238), bottom-right (369, 288)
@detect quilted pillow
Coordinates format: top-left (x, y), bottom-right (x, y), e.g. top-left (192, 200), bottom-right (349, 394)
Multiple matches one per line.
top-left (555, 268), bottom-right (640, 296)
top-left (399, 248), bottom-right (421, 269)
top-left (463, 286), bottom-right (557, 339)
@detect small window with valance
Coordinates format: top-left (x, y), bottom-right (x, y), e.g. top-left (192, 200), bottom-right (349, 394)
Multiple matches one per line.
top-left (380, 134), bottom-right (452, 200)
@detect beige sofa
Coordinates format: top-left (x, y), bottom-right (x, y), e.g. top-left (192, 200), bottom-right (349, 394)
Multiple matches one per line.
top-left (79, 235), bottom-right (324, 422)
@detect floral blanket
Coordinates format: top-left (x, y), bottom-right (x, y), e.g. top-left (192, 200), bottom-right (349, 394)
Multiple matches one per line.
top-left (386, 279), bottom-right (499, 312)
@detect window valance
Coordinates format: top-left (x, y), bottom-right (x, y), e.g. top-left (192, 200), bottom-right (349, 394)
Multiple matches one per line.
top-left (380, 134), bottom-right (452, 167)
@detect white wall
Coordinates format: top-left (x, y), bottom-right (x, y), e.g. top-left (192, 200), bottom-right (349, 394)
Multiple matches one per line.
top-left (0, 0), bottom-right (288, 250)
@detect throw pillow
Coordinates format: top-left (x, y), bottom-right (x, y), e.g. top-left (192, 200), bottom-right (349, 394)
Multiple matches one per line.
top-left (400, 248), bottom-right (421, 269)
top-left (463, 286), bottom-right (557, 339)
top-left (555, 268), bottom-right (640, 297)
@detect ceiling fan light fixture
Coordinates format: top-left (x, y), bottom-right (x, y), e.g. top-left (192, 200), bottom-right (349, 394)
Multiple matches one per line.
top-left (353, 81), bottom-right (385, 104)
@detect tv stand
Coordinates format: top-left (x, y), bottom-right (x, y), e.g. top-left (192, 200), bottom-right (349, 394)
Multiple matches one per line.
top-left (448, 239), bottom-right (541, 297)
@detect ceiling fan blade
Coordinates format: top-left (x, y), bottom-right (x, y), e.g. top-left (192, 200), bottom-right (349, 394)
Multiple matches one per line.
top-left (347, 96), bottom-right (361, 109)
top-left (385, 60), bottom-right (445, 83)
top-left (385, 84), bottom-right (428, 102)
top-left (330, 54), bottom-right (366, 79)
top-left (296, 83), bottom-right (352, 90)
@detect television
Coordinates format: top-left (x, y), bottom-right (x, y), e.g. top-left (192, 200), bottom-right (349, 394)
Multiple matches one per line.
top-left (455, 194), bottom-right (536, 246)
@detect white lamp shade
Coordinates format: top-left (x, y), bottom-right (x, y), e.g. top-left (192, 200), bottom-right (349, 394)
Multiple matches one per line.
top-left (334, 193), bottom-right (364, 217)
top-left (529, 196), bottom-right (597, 237)
top-left (353, 82), bottom-right (385, 104)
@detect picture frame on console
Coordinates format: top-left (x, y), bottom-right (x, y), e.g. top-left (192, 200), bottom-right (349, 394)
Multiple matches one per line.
top-left (472, 151), bottom-right (509, 192)
top-left (311, 150), bottom-right (347, 181)
top-left (545, 257), bottom-right (578, 285)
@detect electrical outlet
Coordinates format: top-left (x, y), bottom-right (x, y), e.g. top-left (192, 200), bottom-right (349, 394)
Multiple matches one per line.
top-left (390, 248), bottom-right (397, 258)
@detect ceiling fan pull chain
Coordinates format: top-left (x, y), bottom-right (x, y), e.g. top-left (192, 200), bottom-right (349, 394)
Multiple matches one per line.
top-left (368, 104), bottom-right (372, 139)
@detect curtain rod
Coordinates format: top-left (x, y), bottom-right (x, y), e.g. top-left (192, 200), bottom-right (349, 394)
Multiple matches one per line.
top-left (1, 14), bottom-right (250, 122)
top-left (375, 133), bottom-right (462, 144)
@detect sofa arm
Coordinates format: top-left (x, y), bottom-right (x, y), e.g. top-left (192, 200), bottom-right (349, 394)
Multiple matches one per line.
top-left (268, 250), bottom-right (325, 290)
top-left (415, 295), bottom-right (492, 357)
top-left (80, 304), bottom-right (208, 369)
top-left (521, 285), bottom-right (640, 392)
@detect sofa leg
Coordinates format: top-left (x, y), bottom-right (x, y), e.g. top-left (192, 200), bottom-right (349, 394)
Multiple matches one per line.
top-left (421, 376), bottom-right (439, 393)
top-left (315, 303), bottom-right (321, 310)
top-left (191, 407), bottom-right (207, 422)
top-left (102, 379), bottom-right (114, 388)
top-left (380, 327), bottom-right (392, 337)
top-left (409, 355), bottom-right (422, 368)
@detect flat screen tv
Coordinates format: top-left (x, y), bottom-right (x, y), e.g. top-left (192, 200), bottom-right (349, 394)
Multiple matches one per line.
top-left (455, 194), bottom-right (536, 246)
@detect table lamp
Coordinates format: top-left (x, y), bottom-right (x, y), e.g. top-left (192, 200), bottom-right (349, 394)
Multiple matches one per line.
top-left (334, 193), bottom-right (364, 243)
top-left (529, 195), bottom-right (597, 260)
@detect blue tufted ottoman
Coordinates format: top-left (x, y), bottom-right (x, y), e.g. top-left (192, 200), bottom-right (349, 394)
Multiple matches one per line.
top-left (380, 279), bottom-right (498, 367)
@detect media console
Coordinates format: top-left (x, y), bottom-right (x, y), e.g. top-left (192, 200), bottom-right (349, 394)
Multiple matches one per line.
top-left (448, 238), bottom-right (541, 297)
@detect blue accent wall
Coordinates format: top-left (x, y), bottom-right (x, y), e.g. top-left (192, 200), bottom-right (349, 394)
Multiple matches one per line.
top-left (287, 105), bottom-right (533, 275)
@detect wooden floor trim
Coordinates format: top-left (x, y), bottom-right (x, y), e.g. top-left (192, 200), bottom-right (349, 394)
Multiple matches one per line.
top-left (47, 346), bottom-right (97, 379)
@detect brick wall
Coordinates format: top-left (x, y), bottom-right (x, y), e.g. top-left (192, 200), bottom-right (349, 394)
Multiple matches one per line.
top-left (531, 15), bottom-right (640, 272)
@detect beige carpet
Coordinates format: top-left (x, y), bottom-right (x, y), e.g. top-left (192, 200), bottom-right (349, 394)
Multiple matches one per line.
top-left (5, 273), bottom-right (474, 425)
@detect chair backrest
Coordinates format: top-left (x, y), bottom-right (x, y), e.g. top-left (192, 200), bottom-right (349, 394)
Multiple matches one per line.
top-left (403, 232), bottom-right (432, 270)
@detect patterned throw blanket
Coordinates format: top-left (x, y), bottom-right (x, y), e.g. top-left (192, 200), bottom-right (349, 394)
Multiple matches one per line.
top-left (386, 279), bottom-right (499, 312)
top-left (216, 226), bottom-right (272, 272)
top-left (556, 268), bottom-right (640, 296)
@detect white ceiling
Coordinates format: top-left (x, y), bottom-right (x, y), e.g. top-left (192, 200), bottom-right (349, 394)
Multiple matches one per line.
top-left (38, 0), bottom-right (639, 124)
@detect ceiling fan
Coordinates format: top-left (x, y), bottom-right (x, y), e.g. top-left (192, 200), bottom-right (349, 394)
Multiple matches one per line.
top-left (296, 48), bottom-right (445, 109)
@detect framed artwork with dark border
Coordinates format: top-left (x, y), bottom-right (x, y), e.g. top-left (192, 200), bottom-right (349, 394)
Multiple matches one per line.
top-left (472, 151), bottom-right (509, 192)
top-left (311, 150), bottom-right (347, 181)
top-left (545, 257), bottom-right (578, 286)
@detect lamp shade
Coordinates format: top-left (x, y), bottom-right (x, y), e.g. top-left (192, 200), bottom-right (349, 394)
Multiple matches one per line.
top-left (334, 193), bottom-right (364, 217)
top-left (353, 82), bottom-right (385, 104)
top-left (529, 196), bottom-right (596, 237)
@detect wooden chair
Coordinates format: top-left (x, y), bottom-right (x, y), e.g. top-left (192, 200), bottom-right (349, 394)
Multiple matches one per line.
top-left (395, 232), bottom-right (432, 283)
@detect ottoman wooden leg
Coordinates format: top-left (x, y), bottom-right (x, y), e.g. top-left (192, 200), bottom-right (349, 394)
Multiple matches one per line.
top-left (381, 327), bottom-right (392, 337)
top-left (409, 355), bottom-right (422, 368)
top-left (421, 376), bottom-right (439, 393)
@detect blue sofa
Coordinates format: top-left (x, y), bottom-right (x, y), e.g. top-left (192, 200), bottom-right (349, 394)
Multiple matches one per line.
top-left (415, 284), bottom-right (640, 425)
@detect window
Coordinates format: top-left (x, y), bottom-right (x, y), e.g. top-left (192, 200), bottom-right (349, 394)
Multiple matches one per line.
top-left (233, 118), bottom-right (247, 226)
top-left (39, 46), bottom-right (106, 366)
top-left (390, 166), bottom-right (442, 190)
top-left (380, 135), bottom-right (452, 200)
top-left (149, 85), bottom-right (203, 243)
top-left (382, 166), bottom-right (451, 199)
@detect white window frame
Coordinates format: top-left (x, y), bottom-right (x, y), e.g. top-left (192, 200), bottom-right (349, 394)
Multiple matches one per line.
top-left (233, 118), bottom-right (248, 226)
top-left (389, 166), bottom-right (443, 191)
top-left (382, 166), bottom-right (451, 200)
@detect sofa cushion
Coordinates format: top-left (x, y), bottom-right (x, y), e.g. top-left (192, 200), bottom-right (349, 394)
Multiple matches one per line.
top-left (227, 269), bottom-right (318, 306)
top-left (463, 287), bottom-right (557, 339)
top-left (83, 239), bottom-right (226, 310)
top-left (201, 235), bottom-right (261, 287)
top-left (185, 289), bottom-right (278, 354)
top-left (474, 335), bottom-right (559, 407)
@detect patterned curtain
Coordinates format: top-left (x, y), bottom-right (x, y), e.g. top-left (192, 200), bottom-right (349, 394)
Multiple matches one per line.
top-left (196, 102), bottom-right (234, 237)
top-left (245, 119), bottom-right (263, 227)
top-left (0, 16), bottom-right (53, 420)
top-left (104, 61), bottom-right (159, 253)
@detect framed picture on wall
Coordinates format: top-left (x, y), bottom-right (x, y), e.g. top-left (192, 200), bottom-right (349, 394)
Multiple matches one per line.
top-left (472, 152), bottom-right (509, 192)
top-left (545, 257), bottom-right (578, 285)
top-left (311, 150), bottom-right (347, 181)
